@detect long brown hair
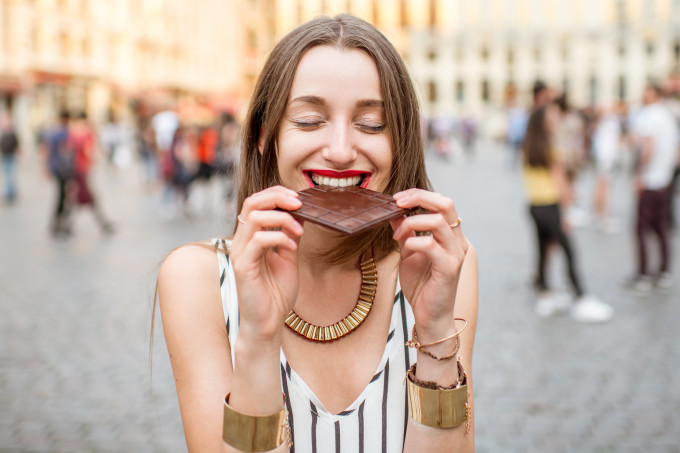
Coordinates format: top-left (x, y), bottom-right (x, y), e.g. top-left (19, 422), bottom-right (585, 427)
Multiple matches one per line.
top-left (236, 14), bottom-right (429, 263)
top-left (522, 104), bottom-right (554, 168)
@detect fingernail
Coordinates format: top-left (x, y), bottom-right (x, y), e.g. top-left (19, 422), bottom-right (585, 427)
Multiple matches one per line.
top-left (395, 195), bottom-right (409, 205)
top-left (289, 196), bottom-right (302, 205)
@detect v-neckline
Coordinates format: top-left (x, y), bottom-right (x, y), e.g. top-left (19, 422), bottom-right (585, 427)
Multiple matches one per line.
top-left (279, 281), bottom-right (402, 424)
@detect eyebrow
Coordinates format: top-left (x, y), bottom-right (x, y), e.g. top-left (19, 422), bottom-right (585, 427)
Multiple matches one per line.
top-left (288, 96), bottom-right (384, 108)
top-left (356, 99), bottom-right (384, 108)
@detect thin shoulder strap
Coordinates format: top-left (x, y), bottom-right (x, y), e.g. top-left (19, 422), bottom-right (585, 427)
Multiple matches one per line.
top-left (214, 238), bottom-right (240, 365)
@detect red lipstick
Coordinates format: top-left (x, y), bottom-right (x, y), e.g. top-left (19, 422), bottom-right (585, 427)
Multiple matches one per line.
top-left (306, 169), bottom-right (369, 177)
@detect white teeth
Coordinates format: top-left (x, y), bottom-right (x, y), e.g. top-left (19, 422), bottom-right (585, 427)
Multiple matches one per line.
top-left (310, 174), bottom-right (363, 187)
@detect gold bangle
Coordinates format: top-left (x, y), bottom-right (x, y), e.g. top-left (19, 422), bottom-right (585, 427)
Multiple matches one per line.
top-left (406, 362), bottom-right (469, 429)
top-left (405, 318), bottom-right (467, 361)
top-left (222, 393), bottom-right (292, 452)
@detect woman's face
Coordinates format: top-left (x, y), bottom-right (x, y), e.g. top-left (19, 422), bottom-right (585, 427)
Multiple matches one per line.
top-left (275, 45), bottom-right (392, 192)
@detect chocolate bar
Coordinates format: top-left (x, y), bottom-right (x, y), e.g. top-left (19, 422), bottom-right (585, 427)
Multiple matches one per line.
top-left (283, 185), bottom-right (415, 235)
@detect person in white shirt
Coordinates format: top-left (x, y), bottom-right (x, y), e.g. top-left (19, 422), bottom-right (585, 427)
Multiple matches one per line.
top-left (628, 82), bottom-right (680, 290)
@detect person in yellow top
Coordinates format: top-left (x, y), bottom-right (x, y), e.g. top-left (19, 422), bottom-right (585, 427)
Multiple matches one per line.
top-left (522, 102), bottom-right (613, 323)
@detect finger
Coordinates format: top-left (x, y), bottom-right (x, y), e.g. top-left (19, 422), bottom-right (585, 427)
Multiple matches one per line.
top-left (238, 231), bottom-right (298, 265)
top-left (393, 213), bottom-right (460, 253)
top-left (393, 189), bottom-right (465, 244)
top-left (401, 236), bottom-right (463, 277)
top-left (240, 185), bottom-right (301, 217)
top-left (393, 189), bottom-right (460, 223)
top-left (238, 210), bottom-right (304, 238)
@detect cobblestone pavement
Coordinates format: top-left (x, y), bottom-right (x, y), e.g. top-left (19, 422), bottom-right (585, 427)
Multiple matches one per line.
top-left (1, 143), bottom-right (679, 452)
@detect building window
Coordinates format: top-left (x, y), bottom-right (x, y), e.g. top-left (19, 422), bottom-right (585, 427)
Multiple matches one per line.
top-left (615, 0), bottom-right (627, 24)
top-left (429, 0), bottom-right (437, 28)
top-left (560, 45), bottom-right (569, 61)
top-left (481, 79), bottom-right (490, 103)
top-left (59, 32), bottom-right (69, 57)
top-left (674, 41), bottom-right (680, 62)
top-left (481, 45), bottom-right (489, 62)
top-left (455, 80), bottom-right (465, 103)
top-left (533, 46), bottom-right (541, 62)
top-left (427, 48), bottom-right (437, 61)
top-left (618, 42), bottom-right (627, 57)
top-left (646, 41), bottom-right (655, 57)
top-left (506, 49), bottom-right (514, 66)
top-left (562, 78), bottom-right (569, 95)
top-left (246, 29), bottom-right (257, 49)
top-left (427, 81), bottom-right (438, 103)
top-left (618, 75), bottom-right (627, 100)
top-left (589, 76), bottom-right (598, 105)
top-left (400, 0), bottom-right (408, 27)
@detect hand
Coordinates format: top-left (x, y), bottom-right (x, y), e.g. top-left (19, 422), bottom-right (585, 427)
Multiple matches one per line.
top-left (390, 189), bottom-right (468, 341)
top-left (229, 186), bottom-right (304, 340)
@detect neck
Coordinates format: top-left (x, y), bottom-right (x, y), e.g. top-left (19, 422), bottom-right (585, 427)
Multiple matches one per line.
top-left (296, 223), bottom-right (360, 274)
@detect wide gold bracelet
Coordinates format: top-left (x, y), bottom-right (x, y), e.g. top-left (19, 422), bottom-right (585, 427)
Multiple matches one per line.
top-left (406, 362), bottom-right (469, 430)
top-left (222, 393), bottom-right (291, 452)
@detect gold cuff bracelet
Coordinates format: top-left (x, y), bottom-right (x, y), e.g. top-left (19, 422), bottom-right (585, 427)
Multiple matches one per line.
top-left (406, 362), bottom-right (469, 429)
top-left (222, 393), bottom-right (291, 452)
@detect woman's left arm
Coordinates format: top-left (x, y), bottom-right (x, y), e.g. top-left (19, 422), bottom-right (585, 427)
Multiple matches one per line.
top-left (391, 189), bottom-right (479, 453)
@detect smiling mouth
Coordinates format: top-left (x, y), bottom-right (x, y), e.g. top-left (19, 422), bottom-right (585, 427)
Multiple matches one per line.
top-left (304, 171), bottom-right (371, 188)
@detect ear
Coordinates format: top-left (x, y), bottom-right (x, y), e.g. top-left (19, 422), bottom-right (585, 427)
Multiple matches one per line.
top-left (257, 126), bottom-right (267, 155)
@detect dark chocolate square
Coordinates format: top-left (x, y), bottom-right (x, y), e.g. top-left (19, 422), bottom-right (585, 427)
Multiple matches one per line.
top-left (281, 185), bottom-right (416, 235)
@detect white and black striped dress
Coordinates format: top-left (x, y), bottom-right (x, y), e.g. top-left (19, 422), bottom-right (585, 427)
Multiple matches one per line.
top-left (215, 239), bottom-right (417, 453)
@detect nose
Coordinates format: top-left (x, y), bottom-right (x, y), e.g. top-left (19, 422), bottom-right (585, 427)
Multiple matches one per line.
top-left (321, 123), bottom-right (356, 167)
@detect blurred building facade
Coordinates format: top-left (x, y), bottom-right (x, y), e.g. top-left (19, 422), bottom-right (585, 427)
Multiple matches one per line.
top-left (2, 0), bottom-right (680, 147)
top-left (275, 0), bottom-right (680, 117)
top-left (0, 0), bottom-right (274, 147)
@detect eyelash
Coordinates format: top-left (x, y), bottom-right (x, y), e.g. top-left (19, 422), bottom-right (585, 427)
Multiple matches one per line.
top-left (358, 123), bottom-right (386, 132)
top-left (293, 120), bottom-right (322, 129)
top-left (291, 120), bottom-right (385, 132)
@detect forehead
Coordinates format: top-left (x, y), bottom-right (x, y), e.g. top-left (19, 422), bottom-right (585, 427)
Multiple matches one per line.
top-left (288, 45), bottom-right (382, 102)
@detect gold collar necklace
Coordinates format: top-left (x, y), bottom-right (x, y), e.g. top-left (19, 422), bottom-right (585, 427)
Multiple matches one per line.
top-left (284, 252), bottom-right (377, 342)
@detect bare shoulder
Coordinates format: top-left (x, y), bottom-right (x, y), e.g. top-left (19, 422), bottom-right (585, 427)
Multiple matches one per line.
top-left (158, 243), bottom-right (224, 318)
top-left (159, 243), bottom-right (220, 292)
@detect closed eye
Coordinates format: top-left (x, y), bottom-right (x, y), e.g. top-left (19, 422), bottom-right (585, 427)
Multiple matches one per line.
top-left (357, 123), bottom-right (386, 133)
top-left (292, 120), bottom-right (324, 129)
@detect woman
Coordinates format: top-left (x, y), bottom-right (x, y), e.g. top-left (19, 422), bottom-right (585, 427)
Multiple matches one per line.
top-left (522, 103), bottom-right (613, 323)
top-left (158, 15), bottom-right (477, 452)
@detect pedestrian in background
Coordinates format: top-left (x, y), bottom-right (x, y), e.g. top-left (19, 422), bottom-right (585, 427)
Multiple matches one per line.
top-left (506, 95), bottom-right (528, 167)
top-left (626, 82), bottom-right (679, 291)
top-left (554, 94), bottom-right (590, 228)
top-left (0, 114), bottom-right (20, 204)
top-left (68, 112), bottom-right (114, 235)
top-left (45, 111), bottom-right (74, 237)
top-left (215, 112), bottom-right (239, 200)
top-left (522, 102), bottom-right (613, 322)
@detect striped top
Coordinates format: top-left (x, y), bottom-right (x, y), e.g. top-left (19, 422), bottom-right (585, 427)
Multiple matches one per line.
top-left (214, 239), bottom-right (417, 453)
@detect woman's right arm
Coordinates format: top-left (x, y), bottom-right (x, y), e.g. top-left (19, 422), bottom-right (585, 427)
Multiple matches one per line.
top-left (158, 244), bottom-right (235, 452)
top-left (158, 186), bottom-right (303, 452)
